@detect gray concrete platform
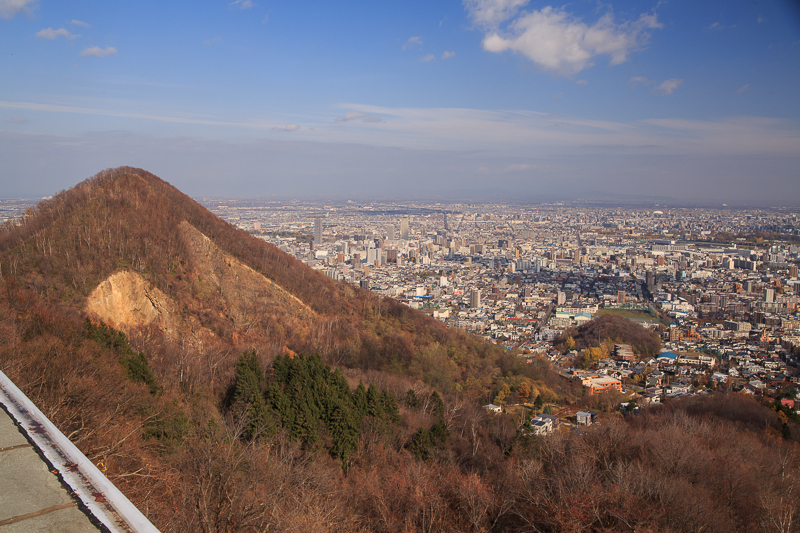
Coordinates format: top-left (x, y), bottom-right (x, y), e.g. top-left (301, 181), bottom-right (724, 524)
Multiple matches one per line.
top-left (0, 407), bottom-right (102, 532)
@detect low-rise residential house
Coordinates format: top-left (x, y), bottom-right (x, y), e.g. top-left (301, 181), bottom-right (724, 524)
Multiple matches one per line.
top-left (530, 414), bottom-right (558, 435)
top-left (667, 381), bottom-right (692, 394)
top-left (576, 411), bottom-right (598, 426)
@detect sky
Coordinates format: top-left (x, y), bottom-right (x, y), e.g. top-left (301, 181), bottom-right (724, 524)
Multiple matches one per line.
top-left (1, 0), bottom-right (799, 205)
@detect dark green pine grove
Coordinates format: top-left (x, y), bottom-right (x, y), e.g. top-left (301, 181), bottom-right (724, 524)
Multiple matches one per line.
top-left (231, 351), bottom-right (403, 469)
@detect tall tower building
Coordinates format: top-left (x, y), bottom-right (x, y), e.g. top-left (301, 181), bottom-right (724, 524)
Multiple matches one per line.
top-left (400, 217), bottom-right (409, 240)
top-left (387, 224), bottom-right (396, 240)
top-left (764, 288), bottom-right (775, 303)
top-left (444, 213), bottom-right (449, 231)
top-left (313, 216), bottom-right (323, 249)
top-left (470, 288), bottom-right (481, 309)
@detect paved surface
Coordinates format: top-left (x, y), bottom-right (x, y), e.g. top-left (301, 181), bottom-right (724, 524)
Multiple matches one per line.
top-left (0, 406), bottom-right (103, 532)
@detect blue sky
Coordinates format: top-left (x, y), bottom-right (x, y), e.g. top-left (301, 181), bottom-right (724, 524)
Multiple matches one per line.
top-left (1, 0), bottom-right (799, 204)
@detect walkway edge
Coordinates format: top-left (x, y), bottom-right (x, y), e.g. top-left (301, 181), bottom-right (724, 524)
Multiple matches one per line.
top-left (0, 370), bottom-right (160, 533)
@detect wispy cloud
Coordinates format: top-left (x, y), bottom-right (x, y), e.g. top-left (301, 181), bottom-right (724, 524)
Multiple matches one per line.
top-left (709, 21), bottom-right (735, 31)
top-left (0, 0), bottom-right (36, 19)
top-left (736, 84), bottom-right (749, 95)
top-left (421, 54), bottom-right (435, 63)
top-left (653, 78), bottom-right (683, 95)
top-left (229, 0), bottom-right (254, 9)
top-left (70, 19), bottom-right (89, 28)
top-left (464, 0), bottom-right (529, 27)
top-left (203, 36), bottom-right (222, 45)
top-left (402, 36), bottom-right (423, 50)
top-left (81, 46), bottom-right (117, 57)
top-left (0, 100), bottom-right (291, 131)
top-left (5, 99), bottom-right (798, 161)
top-left (335, 111), bottom-right (382, 123)
top-left (36, 27), bottom-right (79, 40)
top-left (465, 1), bottom-right (662, 77)
top-left (576, 79), bottom-right (588, 85)
top-left (6, 117), bottom-right (28, 124)
top-left (631, 76), bottom-right (682, 95)
top-left (441, 50), bottom-right (456, 59)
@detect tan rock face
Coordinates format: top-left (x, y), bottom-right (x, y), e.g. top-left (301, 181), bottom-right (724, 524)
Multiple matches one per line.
top-left (85, 271), bottom-right (177, 333)
top-left (84, 222), bottom-right (316, 350)
top-left (178, 221), bottom-right (316, 329)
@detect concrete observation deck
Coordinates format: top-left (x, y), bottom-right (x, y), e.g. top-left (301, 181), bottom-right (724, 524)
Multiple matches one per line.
top-left (0, 371), bottom-right (160, 532)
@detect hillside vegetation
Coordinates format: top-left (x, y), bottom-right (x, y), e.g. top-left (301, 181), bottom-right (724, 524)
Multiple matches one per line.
top-left (555, 313), bottom-right (662, 363)
top-left (0, 167), bottom-right (544, 395)
top-left (1, 168), bottom-right (798, 532)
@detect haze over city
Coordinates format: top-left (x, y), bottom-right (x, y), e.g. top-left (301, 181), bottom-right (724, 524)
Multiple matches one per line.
top-left (1, 0), bottom-right (799, 204)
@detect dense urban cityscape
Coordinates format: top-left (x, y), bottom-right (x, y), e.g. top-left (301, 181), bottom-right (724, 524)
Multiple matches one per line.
top-left (176, 198), bottom-right (800, 413)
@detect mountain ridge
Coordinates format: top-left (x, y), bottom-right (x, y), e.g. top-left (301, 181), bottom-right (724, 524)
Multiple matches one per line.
top-left (0, 166), bottom-right (519, 392)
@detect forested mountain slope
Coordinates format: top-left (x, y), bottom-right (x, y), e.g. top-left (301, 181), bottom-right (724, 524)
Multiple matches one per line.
top-left (1, 168), bottom-right (798, 533)
top-left (0, 167), bottom-right (531, 393)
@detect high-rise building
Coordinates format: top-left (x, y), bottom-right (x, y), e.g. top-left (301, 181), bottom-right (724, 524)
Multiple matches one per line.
top-left (387, 224), bottom-right (396, 240)
top-left (313, 216), bottom-right (323, 249)
top-left (557, 291), bottom-right (566, 305)
top-left (765, 288), bottom-right (775, 303)
top-left (400, 217), bottom-right (409, 240)
top-left (617, 290), bottom-right (626, 304)
top-left (443, 213), bottom-right (449, 231)
top-left (470, 288), bottom-right (481, 309)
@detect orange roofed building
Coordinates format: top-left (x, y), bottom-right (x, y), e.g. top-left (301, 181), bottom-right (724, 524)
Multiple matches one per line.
top-left (587, 376), bottom-right (623, 395)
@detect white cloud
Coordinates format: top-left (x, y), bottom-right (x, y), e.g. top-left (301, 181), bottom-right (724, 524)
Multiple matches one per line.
top-left (736, 84), bottom-right (749, 95)
top-left (229, 0), bottom-right (254, 9)
top-left (276, 124), bottom-right (299, 132)
top-left (442, 50), bottom-right (456, 59)
top-left (654, 78), bottom-right (683, 95)
top-left (70, 19), bottom-right (89, 28)
top-left (7, 117), bottom-right (27, 124)
top-left (464, 0), bottom-right (529, 27)
top-left (203, 37), bottom-right (222, 45)
top-left (335, 111), bottom-right (381, 123)
top-left (80, 46), bottom-right (117, 57)
top-left (470, 4), bottom-right (662, 77)
top-left (553, 92), bottom-right (563, 100)
top-left (576, 79), bottom-right (588, 85)
top-left (630, 76), bottom-right (651, 85)
top-left (36, 27), bottom-right (79, 40)
top-left (402, 36), bottom-right (423, 50)
top-left (421, 54), bottom-right (435, 62)
top-left (0, 0), bottom-right (35, 19)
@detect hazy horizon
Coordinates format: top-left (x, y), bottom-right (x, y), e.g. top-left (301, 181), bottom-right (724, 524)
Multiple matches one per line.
top-left (2, 0), bottom-right (799, 205)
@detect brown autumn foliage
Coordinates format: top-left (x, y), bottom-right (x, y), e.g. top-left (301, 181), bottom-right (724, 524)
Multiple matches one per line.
top-left (1, 168), bottom-right (799, 532)
top-left (0, 167), bottom-right (551, 396)
top-left (555, 313), bottom-right (662, 359)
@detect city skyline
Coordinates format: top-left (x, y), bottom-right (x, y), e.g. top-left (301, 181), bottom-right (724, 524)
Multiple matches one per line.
top-left (1, 0), bottom-right (799, 204)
